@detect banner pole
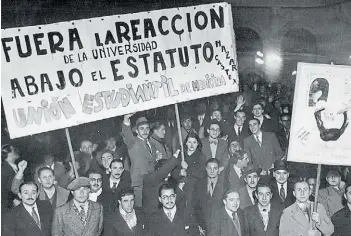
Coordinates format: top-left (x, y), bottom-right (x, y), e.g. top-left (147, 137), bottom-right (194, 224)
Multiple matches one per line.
top-left (311, 164), bottom-right (322, 230)
top-left (65, 127), bottom-right (79, 178)
top-left (174, 104), bottom-right (185, 162)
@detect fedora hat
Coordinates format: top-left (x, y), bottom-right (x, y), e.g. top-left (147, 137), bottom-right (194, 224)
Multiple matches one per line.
top-left (242, 164), bottom-right (262, 178)
top-left (67, 177), bottom-right (90, 191)
top-left (272, 160), bottom-right (289, 172)
top-left (132, 117), bottom-right (149, 132)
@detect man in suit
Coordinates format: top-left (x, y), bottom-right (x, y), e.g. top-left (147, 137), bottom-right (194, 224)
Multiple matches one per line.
top-left (142, 149), bottom-right (181, 216)
top-left (193, 101), bottom-right (211, 138)
top-left (122, 113), bottom-right (157, 207)
top-left (207, 189), bottom-right (246, 236)
top-left (148, 183), bottom-right (191, 236)
top-left (224, 150), bottom-right (250, 190)
top-left (87, 170), bottom-right (104, 203)
top-left (275, 113), bottom-right (291, 153)
top-left (101, 159), bottom-right (132, 214)
top-left (251, 102), bottom-right (277, 133)
top-left (331, 183), bottom-right (351, 236)
top-left (244, 182), bottom-right (284, 236)
top-left (192, 158), bottom-right (226, 234)
top-left (201, 120), bottom-right (229, 168)
top-left (279, 179), bottom-right (334, 236)
top-left (244, 118), bottom-right (283, 174)
top-left (12, 163), bottom-right (69, 209)
top-left (2, 181), bottom-right (54, 236)
top-left (104, 188), bottom-right (146, 236)
top-left (238, 164), bottom-right (261, 209)
top-left (227, 110), bottom-right (250, 146)
top-left (52, 177), bottom-right (104, 236)
top-left (33, 154), bottom-right (73, 188)
top-left (270, 160), bottom-right (295, 208)
top-left (318, 169), bottom-right (344, 218)
top-left (79, 140), bottom-right (101, 174)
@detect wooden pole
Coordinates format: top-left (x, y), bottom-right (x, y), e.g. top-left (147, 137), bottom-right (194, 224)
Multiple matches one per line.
top-left (174, 104), bottom-right (185, 162)
top-left (311, 164), bottom-right (322, 230)
top-left (65, 128), bottom-right (79, 178)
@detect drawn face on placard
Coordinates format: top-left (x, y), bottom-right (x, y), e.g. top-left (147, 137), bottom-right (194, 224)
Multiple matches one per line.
top-left (308, 78), bottom-right (329, 107)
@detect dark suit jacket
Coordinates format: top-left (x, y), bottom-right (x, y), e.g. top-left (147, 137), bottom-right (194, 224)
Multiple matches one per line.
top-left (258, 117), bottom-right (277, 133)
top-left (201, 137), bottom-right (229, 167)
top-left (270, 181), bottom-right (295, 208)
top-left (244, 203), bottom-right (284, 236)
top-left (192, 173), bottom-right (226, 231)
top-left (2, 200), bottom-right (54, 236)
top-left (275, 126), bottom-right (289, 152)
top-left (99, 171), bottom-right (131, 214)
top-left (142, 157), bottom-right (179, 215)
top-left (52, 200), bottom-right (103, 236)
top-left (227, 122), bottom-right (250, 146)
top-left (148, 207), bottom-right (190, 236)
top-left (207, 207), bottom-right (246, 236)
top-left (103, 208), bottom-right (146, 236)
top-left (193, 114), bottom-right (211, 137)
top-left (224, 164), bottom-right (246, 191)
top-left (1, 161), bottom-right (17, 215)
top-left (238, 186), bottom-right (255, 210)
top-left (243, 132), bottom-right (283, 170)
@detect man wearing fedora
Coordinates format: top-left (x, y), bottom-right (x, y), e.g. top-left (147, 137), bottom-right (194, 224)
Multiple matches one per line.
top-left (270, 160), bottom-right (295, 208)
top-left (52, 177), bottom-right (103, 236)
top-left (122, 113), bottom-right (157, 208)
top-left (238, 164), bottom-right (261, 210)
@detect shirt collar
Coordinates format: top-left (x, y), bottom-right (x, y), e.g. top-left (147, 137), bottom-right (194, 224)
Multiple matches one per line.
top-left (225, 207), bottom-right (235, 219)
top-left (258, 203), bottom-right (271, 212)
top-left (277, 181), bottom-right (287, 189)
top-left (73, 199), bottom-right (88, 209)
top-left (23, 202), bottom-right (38, 214)
top-left (163, 205), bottom-right (177, 217)
top-left (89, 187), bottom-right (102, 197)
top-left (110, 177), bottom-right (120, 188)
top-left (233, 165), bottom-right (242, 175)
top-left (208, 177), bottom-right (218, 185)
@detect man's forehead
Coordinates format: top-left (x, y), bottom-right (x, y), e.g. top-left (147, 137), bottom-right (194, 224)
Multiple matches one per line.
top-left (81, 141), bottom-right (92, 146)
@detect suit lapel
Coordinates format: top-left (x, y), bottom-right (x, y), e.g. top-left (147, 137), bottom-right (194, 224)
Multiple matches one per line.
top-left (221, 209), bottom-right (238, 236)
top-left (82, 201), bottom-right (96, 235)
top-left (251, 205), bottom-right (265, 231)
top-left (203, 138), bottom-right (212, 159)
top-left (18, 204), bottom-right (42, 232)
top-left (291, 203), bottom-right (310, 229)
top-left (266, 205), bottom-right (279, 233)
top-left (68, 201), bottom-right (85, 232)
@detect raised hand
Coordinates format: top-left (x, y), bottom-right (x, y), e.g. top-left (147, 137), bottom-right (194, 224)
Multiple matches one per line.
top-left (17, 160), bottom-right (27, 172)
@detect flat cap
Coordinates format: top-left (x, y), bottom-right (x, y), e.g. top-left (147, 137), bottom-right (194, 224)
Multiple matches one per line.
top-left (67, 177), bottom-right (90, 191)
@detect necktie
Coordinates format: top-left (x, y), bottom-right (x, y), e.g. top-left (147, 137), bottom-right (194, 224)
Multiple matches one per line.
top-left (238, 127), bottom-right (242, 136)
top-left (112, 182), bottom-right (117, 191)
top-left (167, 212), bottom-right (173, 222)
top-left (261, 209), bottom-right (269, 231)
top-left (300, 203), bottom-right (310, 221)
top-left (211, 182), bottom-right (214, 195)
top-left (255, 135), bottom-right (261, 146)
top-left (144, 139), bottom-right (152, 154)
top-left (232, 212), bottom-right (242, 236)
top-left (31, 207), bottom-right (41, 229)
top-left (209, 140), bottom-right (218, 145)
top-left (280, 184), bottom-right (286, 201)
top-left (80, 205), bottom-right (86, 223)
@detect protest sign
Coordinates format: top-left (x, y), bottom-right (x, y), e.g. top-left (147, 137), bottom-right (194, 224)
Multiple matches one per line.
top-left (288, 63), bottom-right (351, 166)
top-left (1, 3), bottom-right (239, 139)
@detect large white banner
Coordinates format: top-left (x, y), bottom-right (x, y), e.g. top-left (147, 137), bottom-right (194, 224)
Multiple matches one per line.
top-left (1, 3), bottom-right (239, 139)
top-left (288, 63), bottom-right (351, 166)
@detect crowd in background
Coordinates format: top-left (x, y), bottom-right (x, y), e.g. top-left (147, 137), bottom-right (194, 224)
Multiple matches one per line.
top-left (1, 80), bottom-right (351, 236)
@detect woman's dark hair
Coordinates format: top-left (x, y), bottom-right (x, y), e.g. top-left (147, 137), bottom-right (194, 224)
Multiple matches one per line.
top-left (183, 133), bottom-right (202, 150)
top-left (309, 78), bottom-right (329, 106)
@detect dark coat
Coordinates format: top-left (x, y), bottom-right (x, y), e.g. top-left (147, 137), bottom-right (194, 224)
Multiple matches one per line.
top-left (100, 171), bottom-right (131, 214)
top-left (207, 207), bottom-right (246, 236)
top-left (192, 173), bottom-right (226, 231)
top-left (148, 208), bottom-right (191, 236)
top-left (238, 186), bottom-right (255, 210)
top-left (243, 132), bottom-right (283, 170)
top-left (244, 203), bottom-right (284, 236)
top-left (142, 157), bottom-right (179, 215)
top-left (1, 161), bottom-right (17, 215)
top-left (201, 138), bottom-right (229, 168)
top-left (227, 122), bottom-right (250, 146)
top-left (2, 200), bottom-right (54, 236)
top-left (103, 208), bottom-right (146, 236)
top-left (224, 164), bottom-right (246, 191)
top-left (331, 206), bottom-right (351, 236)
top-left (270, 180), bottom-right (295, 208)
top-left (275, 125), bottom-right (290, 152)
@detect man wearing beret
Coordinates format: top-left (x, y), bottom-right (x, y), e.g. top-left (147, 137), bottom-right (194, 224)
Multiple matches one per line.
top-left (52, 177), bottom-right (103, 236)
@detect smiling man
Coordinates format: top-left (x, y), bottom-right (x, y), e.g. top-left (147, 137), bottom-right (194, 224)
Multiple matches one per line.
top-left (2, 181), bottom-right (53, 236)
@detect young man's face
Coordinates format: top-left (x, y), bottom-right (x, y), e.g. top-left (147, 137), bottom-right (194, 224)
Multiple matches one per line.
top-left (206, 162), bottom-right (219, 179)
top-left (72, 186), bottom-right (90, 203)
top-left (249, 120), bottom-right (260, 134)
top-left (208, 124), bottom-right (221, 139)
top-left (159, 189), bottom-right (176, 210)
top-left (234, 111), bottom-right (246, 126)
top-left (326, 174), bottom-right (341, 187)
top-left (181, 118), bottom-right (192, 131)
top-left (119, 194), bottom-right (135, 213)
top-left (89, 173), bottom-right (103, 193)
top-left (211, 111), bottom-right (222, 121)
top-left (244, 172), bottom-right (260, 188)
top-left (252, 104), bottom-right (264, 117)
top-left (101, 152), bottom-right (114, 169)
top-left (256, 186), bottom-right (272, 207)
top-left (111, 162), bottom-right (124, 180)
top-left (273, 170), bottom-right (289, 184)
top-left (229, 141), bottom-right (241, 153)
top-left (38, 169), bottom-right (55, 189)
top-left (80, 141), bottom-right (93, 155)
top-left (223, 192), bottom-right (240, 212)
top-left (236, 154), bottom-right (249, 169)
top-left (136, 124), bottom-right (150, 139)
top-left (18, 184), bottom-right (39, 206)
top-left (281, 115), bottom-right (291, 129)
top-left (293, 182), bottom-right (310, 203)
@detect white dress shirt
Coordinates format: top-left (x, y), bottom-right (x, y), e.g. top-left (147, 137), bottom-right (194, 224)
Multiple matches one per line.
top-left (234, 165), bottom-right (242, 178)
top-left (209, 138), bottom-right (218, 158)
top-left (277, 181), bottom-right (288, 198)
top-left (163, 206), bottom-right (177, 222)
top-left (234, 124), bottom-right (242, 136)
top-left (110, 178), bottom-right (121, 189)
top-left (246, 185), bottom-right (255, 204)
top-left (89, 188), bottom-right (102, 202)
top-left (254, 131), bottom-right (263, 145)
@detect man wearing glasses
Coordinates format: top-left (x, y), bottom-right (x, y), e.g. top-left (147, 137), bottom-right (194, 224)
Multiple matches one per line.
top-left (148, 183), bottom-right (190, 236)
top-left (201, 120), bottom-right (229, 169)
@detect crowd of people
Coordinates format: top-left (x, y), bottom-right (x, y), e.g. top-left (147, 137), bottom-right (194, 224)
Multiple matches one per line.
top-left (1, 81), bottom-right (351, 236)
